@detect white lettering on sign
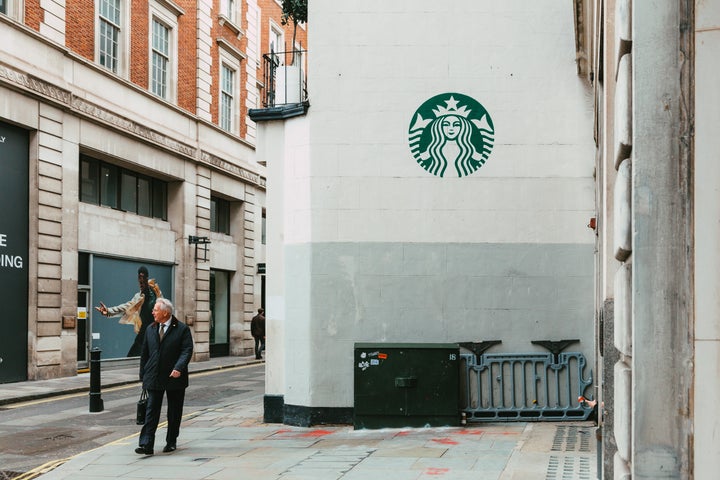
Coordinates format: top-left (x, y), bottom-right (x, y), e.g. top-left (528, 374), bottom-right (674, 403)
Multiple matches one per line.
top-left (0, 254), bottom-right (23, 268)
top-left (0, 234), bottom-right (25, 269)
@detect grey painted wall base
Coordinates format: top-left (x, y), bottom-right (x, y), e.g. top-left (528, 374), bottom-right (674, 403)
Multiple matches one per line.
top-left (263, 395), bottom-right (354, 426)
top-left (282, 241), bottom-right (595, 410)
top-left (286, 242), bottom-right (595, 354)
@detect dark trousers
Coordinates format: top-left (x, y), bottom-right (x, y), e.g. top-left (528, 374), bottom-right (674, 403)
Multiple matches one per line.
top-left (139, 388), bottom-right (186, 449)
top-left (254, 336), bottom-right (265, 359)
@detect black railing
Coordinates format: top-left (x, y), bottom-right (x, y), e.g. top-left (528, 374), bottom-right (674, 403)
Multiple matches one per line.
top-left (261, 50), bottom-right (308, 108)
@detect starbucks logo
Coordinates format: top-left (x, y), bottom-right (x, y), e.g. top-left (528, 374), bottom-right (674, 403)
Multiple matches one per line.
top-left (408, 93), bottom-right (495, 178)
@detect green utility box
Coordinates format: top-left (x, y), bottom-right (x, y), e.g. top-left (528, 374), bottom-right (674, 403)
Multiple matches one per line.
top-left (354, 343), bottom-right (460, 429)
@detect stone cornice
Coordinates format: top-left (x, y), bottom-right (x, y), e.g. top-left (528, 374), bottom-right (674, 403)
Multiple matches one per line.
top-left (0, 61), bottom-right (265, 189)
top-left (200, 151), bottom-right (266, 188)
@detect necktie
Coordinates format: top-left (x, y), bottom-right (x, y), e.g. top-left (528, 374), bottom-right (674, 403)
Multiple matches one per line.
top-left (159, 323), bottom-right (165, 341)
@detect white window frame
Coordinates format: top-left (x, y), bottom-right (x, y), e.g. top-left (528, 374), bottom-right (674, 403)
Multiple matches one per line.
top-left (95, 0), bottom-right (130, 76)
top-left (218, 0), bottom-right (243, 38)
top-left (149, 1), bottom-right (180, 102)
top-left (1, 0), bottom-right (24, 20)
top-left (220, 0), bottom-right (238, 24)
top-left (269, 20), bottom-right (284, 58)
top-left (218, 49), bottom-right (241, 134)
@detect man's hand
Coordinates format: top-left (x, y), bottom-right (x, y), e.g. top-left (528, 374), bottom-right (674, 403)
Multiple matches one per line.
top-left (94, 302), bottom-right (108, 316)
top-left (169, 369), bottom-right (181, 378)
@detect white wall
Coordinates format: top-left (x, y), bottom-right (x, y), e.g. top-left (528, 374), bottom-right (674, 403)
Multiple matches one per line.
top-left (273, 0), bottom-right (596, 411)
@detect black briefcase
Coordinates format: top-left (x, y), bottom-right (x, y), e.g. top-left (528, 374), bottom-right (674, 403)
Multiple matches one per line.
top-left (136, 389), bottom-right (148, 425)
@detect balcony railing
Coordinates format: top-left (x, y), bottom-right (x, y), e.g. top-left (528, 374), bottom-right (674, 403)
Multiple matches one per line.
top-left (261, 49), bottom-right (308, 108)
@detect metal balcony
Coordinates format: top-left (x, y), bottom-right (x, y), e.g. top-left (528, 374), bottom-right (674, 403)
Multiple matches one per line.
top-left (249, 50), bottom-right (309, 121)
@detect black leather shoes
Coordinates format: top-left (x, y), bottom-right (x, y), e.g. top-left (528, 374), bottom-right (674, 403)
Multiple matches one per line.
top-left (162, 444), bottom-right (176, 453)
top-left (135, 446), bottom-right (154, 455)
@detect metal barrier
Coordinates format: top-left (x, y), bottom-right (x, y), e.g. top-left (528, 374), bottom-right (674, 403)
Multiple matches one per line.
top-left (460, 351), bottom-right (593, 422)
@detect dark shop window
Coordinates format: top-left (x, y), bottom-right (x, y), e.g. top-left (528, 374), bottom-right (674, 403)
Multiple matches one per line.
top-left (80, 155), bottom-right (168, 220)
top-left (210, 196), bottom-right (230, 234)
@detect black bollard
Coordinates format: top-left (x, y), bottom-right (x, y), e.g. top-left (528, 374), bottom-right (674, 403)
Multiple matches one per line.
top-left (89, 347), bottom-right (104, 412)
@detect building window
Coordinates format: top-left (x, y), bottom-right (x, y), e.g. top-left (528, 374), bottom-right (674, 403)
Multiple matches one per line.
top-left (221, 0), bottom-right (236, 22)
top-left (261, 209), bottom-right (266, 244)
top-left (80, 154), bottom-right (168, 220)
top-left (220, 63), bottom-right (235, 132)
top-left (270, 22), bottom-right (284, 57)
top-left (211, 196), bottom-right (231, 234)
top-left (98, 0), bottom-right (121, 73)
top-left (1, 0), bottom-right (23, 19)
top-left (150, 19), bottom-right (170, 98)
top-left (149, 1), bottom-right (180, 101)
top-left (151, 18), bottom-right (170, 98)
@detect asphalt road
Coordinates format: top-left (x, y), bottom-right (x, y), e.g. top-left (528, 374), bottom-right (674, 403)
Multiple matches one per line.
top-left (0, 363), bottom-right (264, 479)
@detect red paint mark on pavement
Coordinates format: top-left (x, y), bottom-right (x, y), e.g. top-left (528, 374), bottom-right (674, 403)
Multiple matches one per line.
top-left (431, 438), bottom-right (459, 445)
top-left (425, 467), bottom-right (450, 475)
top-left (298, 429), bottom-right (334, 437)
top-left (396, 430), bottom-right (411, 436)
top-left (456, 429), bottom-right (484, 435)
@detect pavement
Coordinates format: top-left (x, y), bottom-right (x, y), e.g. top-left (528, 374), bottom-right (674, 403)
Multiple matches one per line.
top-left (0, 356), bottom-right (598, 480)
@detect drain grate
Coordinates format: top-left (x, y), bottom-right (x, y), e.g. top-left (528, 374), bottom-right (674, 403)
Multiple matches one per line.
top-left (551, 425), bottom-right (592, 453)
top-left (545, 455), bottom-right (593, 480)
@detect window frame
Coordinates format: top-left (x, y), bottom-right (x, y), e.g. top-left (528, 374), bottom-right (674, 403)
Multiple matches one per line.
top-left (261, 209), bottom-right (266, 245)
top-left (0, 0), bottom-right (24, 20)
top-left (220, 0), bottom-right (238, 24)
top-left (218, 49), bottom-right (240, 133)
top-left (80, 154), bottom-right (168, 221)
top-left (149, 1), bottom-right (179, 101)
top-left (210, 196), bottom-right (231, 235)
top-left (269, 20), bottom-right (284, 58)
top-left (96, 0), bottom-right (129, 76)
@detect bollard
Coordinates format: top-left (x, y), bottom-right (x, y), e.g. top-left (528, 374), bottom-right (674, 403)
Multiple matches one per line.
top-left (89, 347), bottom-right (104, 412)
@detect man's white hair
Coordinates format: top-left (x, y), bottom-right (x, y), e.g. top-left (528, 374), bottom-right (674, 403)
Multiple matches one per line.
top-left (156, 297), bottom-right (174, 314)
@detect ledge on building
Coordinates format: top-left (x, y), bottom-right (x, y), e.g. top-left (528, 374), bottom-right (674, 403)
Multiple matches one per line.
top-left (249, 102), bottom-right (310, 122)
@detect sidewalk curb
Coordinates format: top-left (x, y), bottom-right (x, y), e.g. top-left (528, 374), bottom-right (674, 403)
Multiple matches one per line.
top-left (0, 358), bottom-right (264, 407)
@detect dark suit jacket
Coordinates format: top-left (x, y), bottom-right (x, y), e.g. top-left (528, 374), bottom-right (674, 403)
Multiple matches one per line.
top-left (140, 315), bottom-right (193, 391)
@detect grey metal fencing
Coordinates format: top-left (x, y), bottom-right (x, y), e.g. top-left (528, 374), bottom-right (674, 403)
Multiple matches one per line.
top-left (460, 351), bottom-right (594, 422)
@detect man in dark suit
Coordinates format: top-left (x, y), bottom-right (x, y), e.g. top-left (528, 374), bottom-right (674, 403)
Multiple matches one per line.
top-left (251, 307), bottom-right (265, 359)
top-left (135, 298), bottom-right (193, 456)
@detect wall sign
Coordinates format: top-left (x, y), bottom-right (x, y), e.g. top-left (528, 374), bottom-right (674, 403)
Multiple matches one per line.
top-left (408, 93), bottom-right (495, 178)
top-left (0, 121), bottom-right (29, 383)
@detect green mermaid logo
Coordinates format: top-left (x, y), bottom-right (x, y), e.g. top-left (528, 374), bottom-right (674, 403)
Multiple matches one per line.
top-left (408, 93), bottom-right (495, 177)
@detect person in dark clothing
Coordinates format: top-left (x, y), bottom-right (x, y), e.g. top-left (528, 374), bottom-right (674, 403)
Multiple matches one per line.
top-left (251, 307), bottom-right (266, 360)
top-left (95, 265), bottom-right (161, 357)
top-left (135, 298), bottom-right (193, 456)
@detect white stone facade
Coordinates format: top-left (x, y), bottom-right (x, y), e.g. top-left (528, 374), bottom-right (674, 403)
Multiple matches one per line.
top-left (261, 0), bottom-right (596, 422)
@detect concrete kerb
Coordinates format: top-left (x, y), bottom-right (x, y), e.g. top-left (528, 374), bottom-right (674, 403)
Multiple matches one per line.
top-left (0, 356), bottom-right (263, 406)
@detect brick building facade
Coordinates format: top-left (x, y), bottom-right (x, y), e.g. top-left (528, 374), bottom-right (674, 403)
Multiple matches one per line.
top-left (0, 0), bottom-right (306, 383)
